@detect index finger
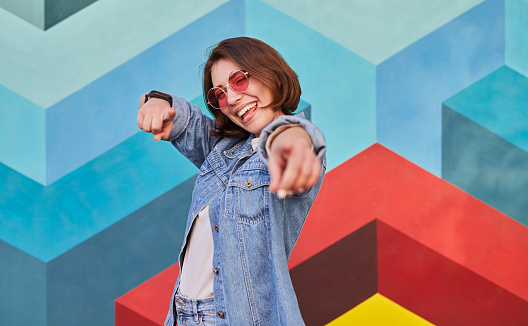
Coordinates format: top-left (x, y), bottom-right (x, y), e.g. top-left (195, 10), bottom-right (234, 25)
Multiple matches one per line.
top-left (277, 145), bottom-right (304, 192)
top-left (267, 150), bottom-right (285, 193)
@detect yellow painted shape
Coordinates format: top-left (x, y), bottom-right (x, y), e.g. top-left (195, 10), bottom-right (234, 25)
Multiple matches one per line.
top-left (326, 293), bottom-right (435, 326)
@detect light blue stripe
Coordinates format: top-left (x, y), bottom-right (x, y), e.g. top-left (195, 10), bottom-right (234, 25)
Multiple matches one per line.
top-left (45, 0), bottom-right (245, 185)
top-left (0, 84), bottom-right (46, 184)
top-left (0, 0), bottom-right (229, 107)
top-left (247, 0), bottom-right (377, 171)
top-left (261, 0), bottom-right (483, 64)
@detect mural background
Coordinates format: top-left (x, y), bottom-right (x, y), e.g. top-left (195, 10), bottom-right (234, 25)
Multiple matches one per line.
top-left (1, 0), bottom-right (527, 325)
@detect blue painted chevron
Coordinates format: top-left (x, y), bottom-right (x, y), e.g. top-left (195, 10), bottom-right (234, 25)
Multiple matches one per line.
top-left (376, 0), bottom-right (504, 176)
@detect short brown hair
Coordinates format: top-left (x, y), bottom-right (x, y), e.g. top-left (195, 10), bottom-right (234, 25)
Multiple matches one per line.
top-left (203, 37), bottom-right (301, 137)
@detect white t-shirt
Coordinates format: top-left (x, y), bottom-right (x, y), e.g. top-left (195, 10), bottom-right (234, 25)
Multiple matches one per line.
top-left (179, 138), bottom-right (261, 299)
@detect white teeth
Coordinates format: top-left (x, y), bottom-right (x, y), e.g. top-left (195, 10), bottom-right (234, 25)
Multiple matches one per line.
top-left (237, 102), bottom-right (256, 117)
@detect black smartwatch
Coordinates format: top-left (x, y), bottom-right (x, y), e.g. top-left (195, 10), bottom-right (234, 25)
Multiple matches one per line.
top-left (145, 90), bottom-right (173, 107)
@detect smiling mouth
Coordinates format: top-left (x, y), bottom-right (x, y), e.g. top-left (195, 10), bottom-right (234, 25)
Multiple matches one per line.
top-left (237, 102), bottom-right (257, 120)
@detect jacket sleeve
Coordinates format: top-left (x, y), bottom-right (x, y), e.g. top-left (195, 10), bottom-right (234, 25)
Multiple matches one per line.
top-left (167, 96), bottom-right (220, 168)
top-left (257, 113), bottom-right (327, 165)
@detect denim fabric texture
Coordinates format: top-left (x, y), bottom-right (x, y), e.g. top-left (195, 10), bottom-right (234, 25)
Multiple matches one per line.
top-left (164, 97), bottom-right (326, 326)
top-left (174, 293), bottom-right (216, 326)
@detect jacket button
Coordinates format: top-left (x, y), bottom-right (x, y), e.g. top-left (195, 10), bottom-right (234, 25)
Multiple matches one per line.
top-left (246, 181), bottom-right (252, 188)
top-left (214, 225), bottom-right (219, 232)
top-left (217, 311), bottom-right (225, 318)
top-left (213, 268), bottom-right (219, 275)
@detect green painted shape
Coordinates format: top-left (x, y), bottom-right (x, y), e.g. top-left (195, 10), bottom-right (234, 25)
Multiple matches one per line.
top-left (443, 66), bottom-right (528, 152)
top-left (0, 0), bottom-right (44, 29)
top-left (506, 0), bottom-right (528, 78)
top-left (0, 0), bottom-right (228, 108)
top-left (0, 84), bottom-right (46, 184)
top-left (45, 0), bottom-right (98, 30)
top-left (262, 0), bottom-right (483, 64)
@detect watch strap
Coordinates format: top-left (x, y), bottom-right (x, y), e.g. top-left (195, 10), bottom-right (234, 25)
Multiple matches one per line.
top-left (145, 90), bottom-right (173, 107)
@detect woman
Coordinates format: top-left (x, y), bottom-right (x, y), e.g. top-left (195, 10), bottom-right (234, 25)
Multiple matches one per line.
top-left (137, 37), bottom-right (326, 326)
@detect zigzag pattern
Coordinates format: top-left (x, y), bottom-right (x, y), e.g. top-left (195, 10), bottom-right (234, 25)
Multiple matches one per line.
top-left (1, 0), bottom-right (527, 325)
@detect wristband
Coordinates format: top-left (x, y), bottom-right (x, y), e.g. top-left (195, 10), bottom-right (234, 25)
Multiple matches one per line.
top-left (145, 90), bottom-right (173, 107)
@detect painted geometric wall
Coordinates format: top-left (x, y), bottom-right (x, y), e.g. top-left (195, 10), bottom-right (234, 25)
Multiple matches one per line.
top-left (1, 0), bottom-right (527, 325)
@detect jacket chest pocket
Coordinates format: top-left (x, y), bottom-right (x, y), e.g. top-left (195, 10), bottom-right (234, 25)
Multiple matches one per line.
top-left (226, 166), bottom-right (270, 225)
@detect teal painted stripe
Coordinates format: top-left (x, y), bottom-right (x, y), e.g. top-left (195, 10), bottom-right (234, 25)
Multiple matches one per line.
top-left (443, 66), bottom-right (528, 152)
top-left (506, 0), bottom-right (528, 78)
top-left (44, 0), bottom-right (244, 185)
top-left (247, 0), bottom-right (377, 171)
top-left (0, 97), bottom-right (311, 263)
top-left (261, 0), bottom-right (483, 64)
top-left (0, 0), bottom-right (229, 108)
top-left (190, 96), bottom-right (214, 119)
top-left (0, 129), bottom-right (197, 262)
top-left (0, 84), bottom-right (46, 184)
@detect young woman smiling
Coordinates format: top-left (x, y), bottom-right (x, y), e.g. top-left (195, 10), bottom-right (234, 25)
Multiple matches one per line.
top-left (137, 37), bottom-right (326, 326)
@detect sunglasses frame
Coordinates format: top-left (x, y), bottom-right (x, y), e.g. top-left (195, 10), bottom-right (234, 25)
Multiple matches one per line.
top-left (207, 70), bottom-right (250, 109)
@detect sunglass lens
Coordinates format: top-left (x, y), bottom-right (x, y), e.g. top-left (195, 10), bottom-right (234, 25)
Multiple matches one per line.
top-left (230, 71), bottom-right (249, 92)
top-left (207, 87), bottom-right (226, 109)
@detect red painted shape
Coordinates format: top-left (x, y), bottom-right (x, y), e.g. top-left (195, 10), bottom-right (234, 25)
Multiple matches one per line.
top-left (116, 143), bottom-right (528, 324)
top-left (115, 303), bottom-right (160, 326)
top-left (378, 220), bottom-right (528, 325)
top-left (289, 143), bottom-right (528, 302)
top-left (115, 263), bottom-right (179, 326)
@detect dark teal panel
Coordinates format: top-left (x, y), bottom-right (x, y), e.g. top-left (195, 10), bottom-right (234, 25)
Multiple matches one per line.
top-left (46, 175), bottom-right (195, 326)
top-left (44, 0), bottom-right (98, 30)
top-left (377, 0), bottom-right (504, 176)
top-left (0, 240), bottom-right (46, 326)
top-left (442, 106), bottom-right (528, 226)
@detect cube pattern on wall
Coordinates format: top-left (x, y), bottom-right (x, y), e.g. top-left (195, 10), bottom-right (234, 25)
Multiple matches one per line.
top-left (1, 0), bottom-right (527, 325)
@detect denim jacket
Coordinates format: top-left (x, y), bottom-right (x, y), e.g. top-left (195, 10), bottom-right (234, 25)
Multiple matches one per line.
top-left (164, 97), bottom-right (326, 326)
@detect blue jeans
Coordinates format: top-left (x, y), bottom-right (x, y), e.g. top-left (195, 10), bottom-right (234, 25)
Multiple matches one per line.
top-left (174, 292), bottom-right (216, 326)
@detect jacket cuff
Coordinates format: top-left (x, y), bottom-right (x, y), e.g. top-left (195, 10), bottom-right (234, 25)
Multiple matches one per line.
top-left (258, 113), bottom-right (326, 165)
top-left (167, 95), bottom-right (192, 141)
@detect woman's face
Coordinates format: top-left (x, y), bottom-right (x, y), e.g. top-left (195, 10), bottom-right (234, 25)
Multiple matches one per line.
top-left (210, 59), bottom-right (282, 137)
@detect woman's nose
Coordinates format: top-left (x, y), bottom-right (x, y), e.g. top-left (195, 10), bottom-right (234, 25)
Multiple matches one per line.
top-left (226, 87), bottom-right (242, 105)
